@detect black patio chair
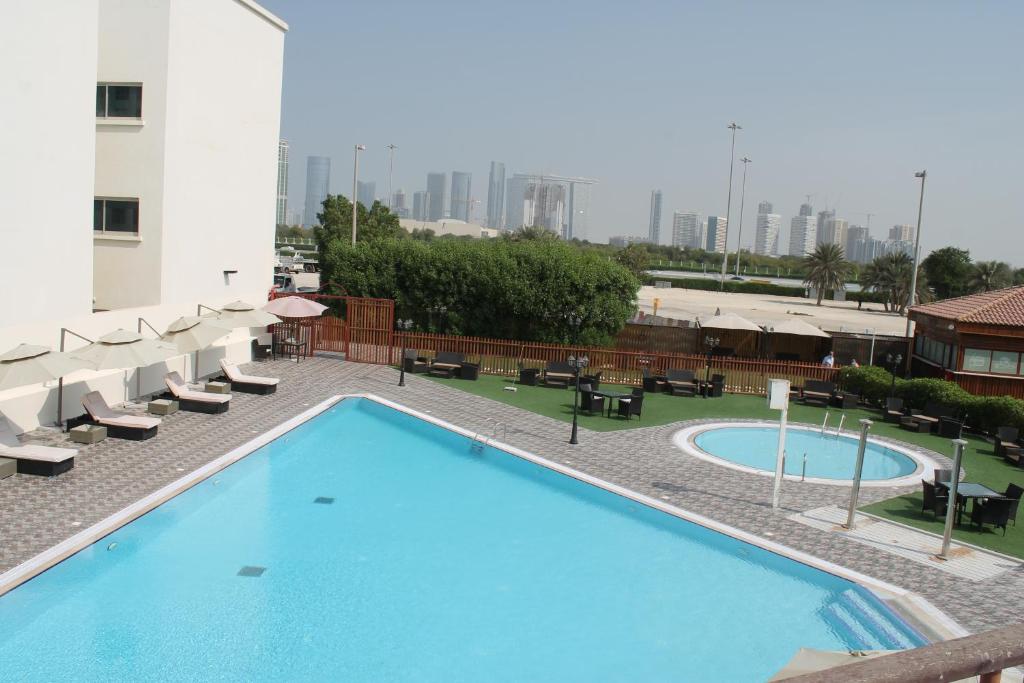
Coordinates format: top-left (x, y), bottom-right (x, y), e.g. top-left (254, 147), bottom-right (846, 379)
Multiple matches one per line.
top-left (582, 372), bottom-right (602, 391)
top-left (402, 349), bottom-right (428, 374)
top-left (666, 369), bottom-right (697, 397)
top-left (641, 367), bottom-right (664, 393)
top-left (617, 393), bottom-right (644, 420)
top-left (934, 469), bottom-right (952, 485)
top-left (884, 397), bottom-right (904, 423)
top-left (707, 374), bottom-right (725, 398)
top-left (995, 426), bottom-right (1020, 458)
top-left (970, 497), bottom-right (1013, 535)
top-left (1004, 483), bottom-right (1023, 526)
top-left (517, 362), bottom-right (539, 386)
top-left (579, 386), bottom-right (605, 416)
top-left (921, 480), bottom-right (948, 518)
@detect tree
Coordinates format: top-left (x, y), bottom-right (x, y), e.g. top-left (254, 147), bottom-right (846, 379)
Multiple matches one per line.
top-left (921, 247), bottom-right (972, 300)
top-left (803, 244), bottom-right (851, 305)
top-left (1014, 268), bottom-right (1024, 286)
top-left (614, 243), bottom-right (649, 277)
top-left (503, 225), bottom-right (559, 241)
top-left (313, 194), bottom-right (404, 252)
top-left (858, 252), bottom-right (931, 313)
top-left (969, 260), bottom-right (1012, 293)
top-left (410, 228), bottom-right (436, 241)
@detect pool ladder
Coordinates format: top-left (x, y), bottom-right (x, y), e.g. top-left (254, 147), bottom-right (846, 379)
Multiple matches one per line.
top-left (820, 411), bottom-right (845, 438)
top-left (470, 419), bottom-right (508, 453)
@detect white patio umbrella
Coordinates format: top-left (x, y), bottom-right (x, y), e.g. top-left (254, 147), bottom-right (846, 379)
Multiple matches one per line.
top-left (62, 330), bottom-right (179, 424)
top-left (212, 300), bottom-right (282, 328)
top-left (699, 311), bottom-right (762, 332)
top-left (263, 296), bottom-right (327, 318)
top-left (0, 344), bottom-right (93, 391)
top-left (765, 318), bottom-right (831, 338)
top-left (161, 316), bottom-right (233, 380)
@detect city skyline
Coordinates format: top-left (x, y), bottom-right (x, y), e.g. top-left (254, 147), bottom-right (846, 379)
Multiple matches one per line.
top-left (264, 0), bottom-right (1023, 260)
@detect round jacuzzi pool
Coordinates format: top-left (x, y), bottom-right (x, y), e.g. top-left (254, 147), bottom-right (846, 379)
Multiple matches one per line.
top-left (674, 422), bottom-right (936, 486)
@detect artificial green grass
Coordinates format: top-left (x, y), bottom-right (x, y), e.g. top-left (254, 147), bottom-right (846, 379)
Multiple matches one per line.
top-left (423, 372), bottom-right (1024, 558)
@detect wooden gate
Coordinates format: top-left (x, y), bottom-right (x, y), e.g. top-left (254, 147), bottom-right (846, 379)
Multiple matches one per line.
top-left (345, 297), bottom-right (394, 363)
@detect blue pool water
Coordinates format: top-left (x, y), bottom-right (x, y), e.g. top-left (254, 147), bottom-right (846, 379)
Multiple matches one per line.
top-left (694, 426), bottom-right (919, 481)
top-left (0, 398), bottom-right (924, 681)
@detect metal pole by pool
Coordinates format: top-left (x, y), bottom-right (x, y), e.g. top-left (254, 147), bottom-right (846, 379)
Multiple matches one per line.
top-left (844, 419), bottom-right (873, 529)
top-left (386, 144), bottom-right (397, 210)
top-left (772, 399), bottom-right (788, 510)
top-left (734, 156), bottom-right (751, 278)
top-left (719, 122), bottom-right (741, 290)
top-left (905, 170), bottom-right (927, 337)
top-left (938, 439), bottom-right (968, 559)
top-left (351, 144), bottom-right (366, 246)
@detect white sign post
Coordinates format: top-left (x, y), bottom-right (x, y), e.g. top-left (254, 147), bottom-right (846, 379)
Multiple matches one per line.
top-left (767, 379), bottom-right (790, 510)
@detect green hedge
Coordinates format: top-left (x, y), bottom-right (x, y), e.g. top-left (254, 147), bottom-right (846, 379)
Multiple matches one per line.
top-left (838, 366), bottom-right (1024, 433)
top-left (643, 275), bottom-right (807, 298)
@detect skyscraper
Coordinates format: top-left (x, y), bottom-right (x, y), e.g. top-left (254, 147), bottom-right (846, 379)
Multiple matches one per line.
top-left (412, 191), bottom-right (428, 221)
top-left (846, 225), bottom-right (870, 262)
top-left (671, 211), bottom-right (701, 248)
top-left (392, 189), bottom-right (408, 218)
top-left (486, 162), bottom-right (506, 228)
top-left (705, 216), bottom-right (727, 253)
top-left (357, 180), bottom-right (376, 208)
top-left (523, 182), bottom-right (565, 234)
top-left (754, 202), bottom-right (781, 256)
top-left (815, 210), bottom-right (834, 246)
top-left (504, 173), bottom-right (595, 238)
top-left (303, 155), bottom-right (331, 227)
top-left (789, 208), bottom-right (817, 257)
top-left (820, 216), bottom-right (848, 251)
top-left (426, 172), bottom-right (447, 221)
top-left (890, 224), bottom-right (914, 242)
top-left (504, 175), bottom-right (529, 230)
top-left (276, 140), bottom-right (288, 226)
top-left (648, 190), bottom-right (663, 244)
top-left (450, 171), bottom-right (472, 221)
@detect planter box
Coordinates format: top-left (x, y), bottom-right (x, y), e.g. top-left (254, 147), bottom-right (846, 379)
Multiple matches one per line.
top-left (148, 399), bottom-right (179, 416)
top-left (204, 381), bottom-right (231, 394)
top-left (69, 424), bottom-right (107, 444)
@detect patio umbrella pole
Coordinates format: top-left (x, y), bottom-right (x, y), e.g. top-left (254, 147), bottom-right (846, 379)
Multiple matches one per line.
top-left (938, 439), bottom-right (967, 560)
top-left (843, 419), bottom-right (873, 529)
top-left (56, 327), bottom-right (93, 427)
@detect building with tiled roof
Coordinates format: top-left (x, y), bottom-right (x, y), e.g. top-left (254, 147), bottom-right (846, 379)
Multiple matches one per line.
top-left (908, 286), bottom-right (1024, 397)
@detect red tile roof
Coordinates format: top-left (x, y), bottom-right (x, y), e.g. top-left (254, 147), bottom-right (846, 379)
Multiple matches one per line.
top-left (910, 286), bottom-right (1024, 326)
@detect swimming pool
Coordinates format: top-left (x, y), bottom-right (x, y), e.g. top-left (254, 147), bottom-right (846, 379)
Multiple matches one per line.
top-left (676, 422), bottom-right (933, 485)
top-left (0, 397), bottom-right (926, 681)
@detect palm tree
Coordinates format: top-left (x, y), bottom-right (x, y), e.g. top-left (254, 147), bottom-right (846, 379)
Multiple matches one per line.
top-left (969, 260), bottom-right (1012, 293)
top-left (803, 244), bottom-right (851, 305)
top-left (859, 253), bottom-right (932, 313)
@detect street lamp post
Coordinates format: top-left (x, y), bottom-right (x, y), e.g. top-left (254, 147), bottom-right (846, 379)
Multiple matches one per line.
top-left (396, 318), bottom-right (413, 386)
top-left (720, 122), bottom-right (742, 290)
top-left (886, 352), bottom-right (903, 396)
top-left (386, 144), bottom-right (398, 211)
top-left (905, 170), bottom-right (927, 337)
top-left (734, 157), bottom-right (751, 278)
top-left (351, 144), bottom-right (366, 245)
top-left (568, 352), bottom-right (589, 445)
top-left (704, 335), bottom-right (720, 398)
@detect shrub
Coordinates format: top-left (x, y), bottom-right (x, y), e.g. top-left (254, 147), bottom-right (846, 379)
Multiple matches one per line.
top-left (966, 395), bottom-right (1024, 434)
top-left (837, 365), bottom-right (896, 406)
top-left (895, 377), bottom-right (973, 412)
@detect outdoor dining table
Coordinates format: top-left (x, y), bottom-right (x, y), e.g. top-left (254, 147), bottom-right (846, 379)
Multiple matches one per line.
top-left (937, 481), bottom-right (1005, 525)
top-left (597, 391), bottom-right (635, 418)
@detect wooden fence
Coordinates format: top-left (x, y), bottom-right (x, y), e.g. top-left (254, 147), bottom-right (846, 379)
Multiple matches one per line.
top-left (949, 371), bottom-right (1024, 400)
top-left (394, 331), bottom-right (838, 394)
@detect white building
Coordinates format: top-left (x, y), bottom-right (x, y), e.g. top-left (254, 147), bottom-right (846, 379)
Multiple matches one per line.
top-left (671, 211), bottom-right (702, 248)
top-left (0, 0), bottom-right (286, 430)
top-left (609, 235), bottom-right (651, 248)
top-left (754, 211), bottom-right (781, 256)
top-left (398, 219), bottom-right (499, 239)
top-left (277, 139), bottom-right (289, 225)
top-left (890, 224), bottom-right (914, 242)
top-left (788, 214), bottom-right (817, 257)
top-left (705, 216), bottom-right (727, 253)
top-left (648, 190), bottom-right (662, 245)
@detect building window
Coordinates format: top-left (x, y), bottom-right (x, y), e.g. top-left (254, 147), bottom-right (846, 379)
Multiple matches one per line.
top-left (963, 348), bottom-right (992, 373)
top-left (96, 84), bottom-right (142, 118)
top-left (93, 198), bottom-right (139, 234)
top-left (991, 351), bottom-right (1020, 375)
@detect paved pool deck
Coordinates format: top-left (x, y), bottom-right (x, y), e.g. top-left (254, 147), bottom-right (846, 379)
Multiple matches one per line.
top-left (2, 356), bottom-right (1022, 635)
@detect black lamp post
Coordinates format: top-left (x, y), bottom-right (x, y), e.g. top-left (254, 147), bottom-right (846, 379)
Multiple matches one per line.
top-left (704, 335), bottom-right (720, 399)
top-left (886, 352), bottom-right (903, 397)
top-left (568, 352), bottom-right (589, 445)
top-left (396, 318), bottom-right (413, 386)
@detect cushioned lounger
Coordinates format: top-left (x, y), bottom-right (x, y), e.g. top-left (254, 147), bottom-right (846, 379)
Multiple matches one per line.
top-left (81, 391), bottom-right (161, 440)
top-left (218, 359), bottom-right (278, 395)
top-left (164, 372), bottom-right (231, 414)
top-left (0, 416), bottom-right (77, 476)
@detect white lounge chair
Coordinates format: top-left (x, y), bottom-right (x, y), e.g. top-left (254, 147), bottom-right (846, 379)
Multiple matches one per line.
top-left (0, 415), bottom-right (77, 476)
top-left (82, 391), bottom-right (161, 440)
top-left (218, 359), bottom-right (278, 395)
top-left (164, 371), bottom-right (231, 414)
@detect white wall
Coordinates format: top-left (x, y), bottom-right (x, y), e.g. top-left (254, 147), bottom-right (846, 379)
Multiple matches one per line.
top-left (0, 1), bottom-right (97, 324)
top-left (93, 0), bottom-right (172, 311)
top-left (160, 0), bottom-right (286, 309)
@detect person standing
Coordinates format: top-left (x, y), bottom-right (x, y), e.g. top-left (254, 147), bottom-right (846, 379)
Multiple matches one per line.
top-left (822, 351), bottom-right (835, 367)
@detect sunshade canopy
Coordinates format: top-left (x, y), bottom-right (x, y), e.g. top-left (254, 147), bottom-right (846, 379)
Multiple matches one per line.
top-left (213, 300), bottom-right (281, 328)
top-left (263, 296), bottom-right (328, 318)
top-left (70, 330), bottom-right (179, 370)
top-left (765, 318), bottom-right (831, 338)
top-left (161, 316), bottom-right (232, 353)
top-left (699, 312), bottom-right (763, 332)
top-left (0, 344), bottom-right (94, 390)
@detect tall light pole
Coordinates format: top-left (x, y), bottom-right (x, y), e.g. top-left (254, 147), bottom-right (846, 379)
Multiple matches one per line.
top-left (720, 122), bottom-right (742, 290)
top-left (386, 144), bottom-right (398, 211)
top-left (351, 144), bottom-right (366, 245)
top-left (905, 170), bottom-right (927, 337)
top-left (734, 156), bottom-right (751, 277)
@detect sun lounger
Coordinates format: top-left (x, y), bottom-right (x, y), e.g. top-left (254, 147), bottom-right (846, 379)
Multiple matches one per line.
top-left (164, 371), bottom-right (231, 414)
top-left (218, 359), bottom-right (279, 395)
top-left (81, 391), bottom-right (161, 440)
top-left (0, 416), bottom-right (76, 476)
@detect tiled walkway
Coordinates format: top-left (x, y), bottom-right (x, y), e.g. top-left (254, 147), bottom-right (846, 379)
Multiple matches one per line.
top-left (2, 357), bottom-right (1023, 635)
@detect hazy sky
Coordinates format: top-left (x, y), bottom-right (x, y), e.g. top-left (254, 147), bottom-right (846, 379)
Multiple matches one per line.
top-left (261, 0), bottom-right (1022, 262)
